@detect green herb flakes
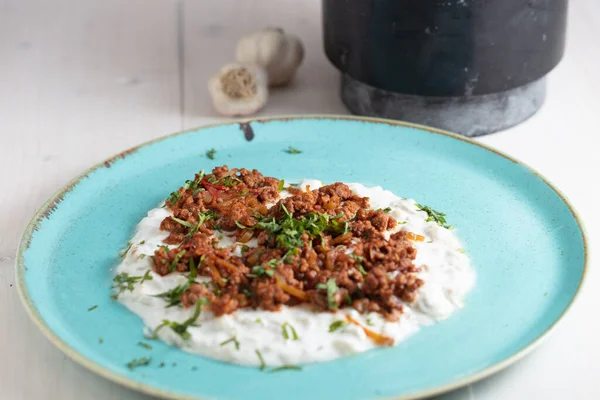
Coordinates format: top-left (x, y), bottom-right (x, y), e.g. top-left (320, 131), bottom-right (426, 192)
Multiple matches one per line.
top-left (235, 220), bottom-right (249, 229)
top-left (126, 357), bottom-right (151, 370)
top-left (169, 250), bottom-right (186, 272)
top-left (416, 203), bottom-right (453, 229)
top-left (220, 335), bottom-right (240, 350)
top-left (255, 349), bottom-right (266, 370)
top-left (278, 179), bottom-right (285, 191)
top-left (151, 298), bottom-right (208, 340)
top-left (140, 270), bottom-right (152, 284)
top-left (87, 305), bottom-right (98, 312)
top-left (269, 365), bottom-right (302, 372)
top-left (284, 146), bottom-right (302, 154)
top-left (316, 278), bottom-right (339, 310)
top-left (206, 148), bottom-right (216, 159)
top-left (138, 341), bottom-right (153, 350)
top-left (153, 282), bottom-right (191, 307)
top-left (329, 320), bottom-right (348, 332)
top-left (167, 190), bottom-right (181, 205)
top-left (111, 271), bottom-right (153, 299)
top-left (281, 322), bottom-right (299, 340)
top-left (170, 217), bottom-right (195, 229)
top-left (350, 253), bottom-right (367, 276)
top-left (119, 242), bottom-right (133, 259)
top-left (253, 206), bottom-right (348, 252)
top-left (457, 248), bottom-right (466, 254)
top-left (247, 259), bottom-right (277, 278)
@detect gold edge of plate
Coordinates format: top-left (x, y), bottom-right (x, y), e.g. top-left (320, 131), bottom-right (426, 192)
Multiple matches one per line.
top-left (15, 114), bottom-right (589, 400)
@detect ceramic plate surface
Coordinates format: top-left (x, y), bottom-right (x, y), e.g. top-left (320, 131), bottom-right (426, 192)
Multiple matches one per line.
top-left (17, 116), bottom-right (587, 400)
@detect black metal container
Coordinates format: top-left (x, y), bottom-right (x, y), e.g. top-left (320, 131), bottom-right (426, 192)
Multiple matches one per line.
top-left (323, 0), bottom-right (568, 136)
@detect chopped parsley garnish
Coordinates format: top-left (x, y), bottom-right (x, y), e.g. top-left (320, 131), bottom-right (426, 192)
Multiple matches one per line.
top-left (235, 220), bottom-right (249, 229)
top-left (457, 248), bottom-right (466, 254)
top-left (255, 349), bottom-right (266, 370)
top-left (206, 148), bottom-right (216, 159)
top-left (138, 240), bottom-right (145, 245)
top-left (284, 146), bottom-right (302, 154)
top-left (98, 337), bottom-right (104, 343)
top-left (139, 254), bottom-right (146, 259)
top-left (254, 205), bottom-right (348, 251)
top-left (366, 318), bottom-right (375, 326)
top-left (242, 289), bottom-right (253, 297)
top-left (166, 171), bottom-right (206, 205)
top-left (151, 298), bottom-right (208, 340)
top-left (185, 170), bottom-right (206, 195)
top-left (170, 217), bottom-right (195, 229)
top-left (140, 270), bottom-right (152, 283)
top-left (281, 322), bottom-right (299, 340)
top-left (167, 190), bottom-right (181, 205)
top-left (169, 250), bottom-right (186, 272)
top-left (111, 271), bottom-right (153, 299)
top-left (153, 281), bottom-right (192, 307)
top-left (220, 335), bottom-right (240, 350)
top-left (119, 242), bottom-right (133, 259)
top-left (329, 320), bottom-right (348, 332)
top-left (172, 210), bottom-right (217, 241)
top-left (350, 253), bottom-right (367, 276)
top-left (87, 305), bottom-right (98, 311)
top-left (126, 357), bottom-right (151, 370)
top-left (345, 293), bottom-right (352, 305)
top-left (254, 318), bottom-right (262, 323)
top-left (278, 179), bottom-right (285, 191)
top-left (397, 221), bottom-right (407, 225)
top-left (216, 175), bottom-right (242, 187)
top-left (138, 341), bottom-right (152, 350)
top-left (269, 365), bottom-right (302, 372)
top-left (247, 259), bottom-right (277, 278)
top-left (189, 256), bottom-right (200, 280)
top-left (416, 203), bottom-right (453, 229)
top-left (316, 278), bottom-right (339, 310)
top-left (289, 183), bottom-right (299, 187)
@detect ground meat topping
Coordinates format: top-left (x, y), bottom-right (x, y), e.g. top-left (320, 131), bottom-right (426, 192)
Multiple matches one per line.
top-left (154, 166), bottom-right (423, 320)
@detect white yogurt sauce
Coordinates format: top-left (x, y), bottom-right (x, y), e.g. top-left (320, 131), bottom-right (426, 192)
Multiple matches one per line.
top-left (115, 180), bottom-right (475, 366)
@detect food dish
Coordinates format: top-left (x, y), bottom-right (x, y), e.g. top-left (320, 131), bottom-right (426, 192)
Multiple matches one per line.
top-left (115, 168), bottom-right (474, 366)
top-left (16, 116), bottom-right (586, 400)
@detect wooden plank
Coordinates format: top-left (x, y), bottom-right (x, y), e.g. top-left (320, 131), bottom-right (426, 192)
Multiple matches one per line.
top-left (0, 0), bottom-right (180, 398)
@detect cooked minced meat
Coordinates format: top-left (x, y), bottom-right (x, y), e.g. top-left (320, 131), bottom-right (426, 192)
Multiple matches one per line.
top-left (154, 166), bottom-right (423, 321)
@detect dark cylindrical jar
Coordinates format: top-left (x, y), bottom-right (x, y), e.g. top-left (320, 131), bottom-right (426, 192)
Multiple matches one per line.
top-left (323, 0), bottom-right (568, 136)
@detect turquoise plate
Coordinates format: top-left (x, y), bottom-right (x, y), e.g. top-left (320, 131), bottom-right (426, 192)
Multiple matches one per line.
top-left (17, 116), bottom-right (587, 400)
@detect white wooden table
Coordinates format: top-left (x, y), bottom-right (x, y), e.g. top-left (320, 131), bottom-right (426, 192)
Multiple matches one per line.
top-left (1, 0), bottom-right (598, 399)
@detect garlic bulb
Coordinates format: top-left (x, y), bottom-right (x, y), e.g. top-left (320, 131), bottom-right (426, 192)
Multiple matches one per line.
top-left (208, 62), bottom-right (268, 117)
top-left (235, 27), bottom-right (304, 87)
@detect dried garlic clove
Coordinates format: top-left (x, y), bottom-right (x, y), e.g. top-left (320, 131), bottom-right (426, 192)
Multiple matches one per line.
top-left (236, 27), bottom-right (304, 87)
top-left (208, 63), bottom-right (268, 117)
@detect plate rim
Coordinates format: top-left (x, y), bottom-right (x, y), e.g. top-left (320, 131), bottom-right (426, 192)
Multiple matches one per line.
top-left (15, 114), bottom-right (589, 400)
